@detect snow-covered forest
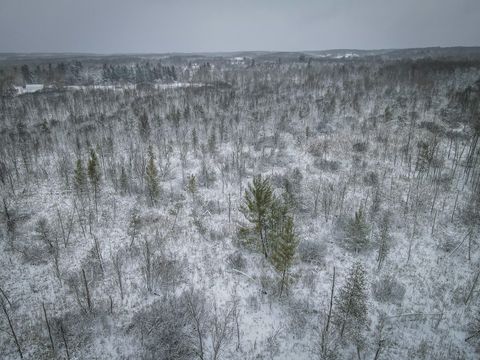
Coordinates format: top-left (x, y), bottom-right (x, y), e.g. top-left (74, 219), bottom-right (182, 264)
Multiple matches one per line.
top-left (1, 50), bottom-right (480, 359)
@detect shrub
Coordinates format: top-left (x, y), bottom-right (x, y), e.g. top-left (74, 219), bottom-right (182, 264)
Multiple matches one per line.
top-left (130, 294), bottom-right (195, 360)
top-left (307, 141), bottom-right (325, 157)
top-left (313, 158), bottom-right (341, 172)
top-left (227, 251), bottom-right (247, 271)
top-left (353, 142), bottom-right (368, 152)
top-left (344, 209), bottom-right (370, 253)
top-left (298, 240), bottom-right (326, 265)
top-left (363, 171), bottom-right (379, 186)
top-left (372, 274), bottom-right (406, 304)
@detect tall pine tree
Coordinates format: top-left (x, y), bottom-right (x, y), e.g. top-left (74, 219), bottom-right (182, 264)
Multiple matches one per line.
top-left (335, 262), bottom-right (368, 343)
top-left (138, 111), bottom-right (151, 141)
top-left (87, 149), bottom-right (101, 214)
top-left (241, 175), bottom-right (274, 258)
top-left (376, 212), bottom-right (391, 270)
top-left (271, 215), bottom-right (298, 296)
top-left (145, 146), bottom-right (160, 205)
top-left (192, 128), bottom-right (198, 155)
top-left (74, 159), bottom-right (86, 196)
top-left (119, 165), bottom-right (129, 195)
top-left (346, 209), bottom-right (370, 253)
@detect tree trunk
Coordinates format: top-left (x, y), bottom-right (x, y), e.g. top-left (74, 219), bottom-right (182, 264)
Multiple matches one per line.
top-left (465, 270), bottom-right (480, 305)
top-left (1, 300), bottom-right (23, 358)
top-left (279, 268), bottom-right (286, 296)
top-left (321, 267), bottom-right (335, 355)
top-left (60, 321), bottom-right (70, 360)
top-left (43, 302), bottom-right (55, 353)
top-left (82, 269), bottom-right (92, 312)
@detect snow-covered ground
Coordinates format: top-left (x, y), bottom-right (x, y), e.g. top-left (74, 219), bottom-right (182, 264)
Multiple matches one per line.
top-left (1, 56), bottom-right (480, 359)
top-left (13, 82), bottom-right (205, 95)
top-left (13, 84), bottom-right (44, 94)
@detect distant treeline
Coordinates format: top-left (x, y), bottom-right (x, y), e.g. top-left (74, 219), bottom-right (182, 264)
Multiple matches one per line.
top-left (1, 55), bottom-right (479, 98)
top-left (1, 61), bottom-right (87, 86)
top-left (0, 60), bottom-right (178, 91)
top-left (101, 62), bottom-right (177, 84)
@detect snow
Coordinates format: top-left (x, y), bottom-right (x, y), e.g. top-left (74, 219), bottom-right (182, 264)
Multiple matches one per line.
top-left (334, 53), bottom-right (359, 59)
top-left (11, 82), bottom-right (205, 96)
top-left (14, 84), bottom-right (44, 94)
top-left (1, 53), bottom-right (479, 359)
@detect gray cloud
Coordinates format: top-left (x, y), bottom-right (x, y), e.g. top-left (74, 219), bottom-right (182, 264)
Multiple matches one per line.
top-left (0, 0), bottom-right (478, 53)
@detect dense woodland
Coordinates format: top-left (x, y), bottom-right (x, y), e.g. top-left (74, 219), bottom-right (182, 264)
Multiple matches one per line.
top-left (1, 51), bottom-right (480, 359)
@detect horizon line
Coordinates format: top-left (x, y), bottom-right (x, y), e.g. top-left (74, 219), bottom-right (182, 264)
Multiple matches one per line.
top-left (2, 45), bottom-right (480, 57)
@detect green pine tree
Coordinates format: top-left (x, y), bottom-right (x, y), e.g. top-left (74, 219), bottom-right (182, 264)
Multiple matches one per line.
top-left (346, 209), bottom-right (370, 253)
top-left (192, 128), bottom-right (198, 155)
top-left (128, 208), bottom-right (141, 247)
top-left (186, 174), bottom-right (197, 195)
top-left (241, 175), bottom-right (274, 258)
top-left (335, 262), bottom-right (368, 341)
top-left (208, 130), bottom-right (217, 155)
top-left (384, 106), bottom-right (392, 123)
top-left (119, 165), bottom-right (129, 195)
top-left (145, 146), bottom-right (160, 205)
top-left (376, 212), bottom-right (391, 270)
top-left (138, 111), bottom-right (151, 141)
top-left (87, 149), bottom-right (101, 213)
top-left (74, 159), bottom-right (86, 195)
top-left (271, 216), bottom-right (298, 296)
top-left (266, 196), bottom-right (289, 251)
top-left (282, 178), bottom-right (297, 210)
top-left (87, 149), bottom-right (100, 182)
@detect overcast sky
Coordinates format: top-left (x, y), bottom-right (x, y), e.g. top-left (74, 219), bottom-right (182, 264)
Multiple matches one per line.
top-left (0, 0), bottom-right (479, 53)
